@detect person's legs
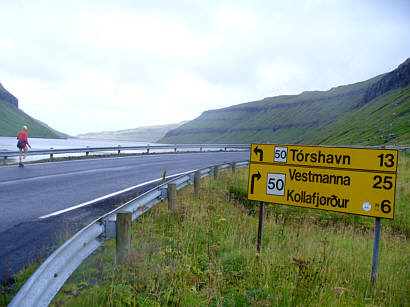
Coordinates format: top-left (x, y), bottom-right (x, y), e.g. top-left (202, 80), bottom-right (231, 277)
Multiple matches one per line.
top-left (19, 148), bottom-right (23, 163)
top-left (23, 146), bottom-right (28, 159)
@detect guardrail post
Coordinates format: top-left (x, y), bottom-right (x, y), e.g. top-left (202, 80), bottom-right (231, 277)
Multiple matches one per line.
top-left (116, 211), bottom-right (132, 264)
top-left (49, 148), bottom-right (54, 161)
top-left (3, 156), bottom-right (7, 165)
top-left (118, 145), bottom-right (121, 155)
top-left (147, 146), bottom-right (150, 154)
top-left (86, 146), bottom-right (89, 156)
top-left (174, 147), bottom-right (177, 152)
top-left (214, 165), bottom-right (219, 180)
top-left (194, 170), bottom-right (200, 198)
top-left (168, 183), bottom-right (177, 211)
top-left (200, 147), bottom-right (202, 152)
top-left (232, 162), bottom-right (236, 174)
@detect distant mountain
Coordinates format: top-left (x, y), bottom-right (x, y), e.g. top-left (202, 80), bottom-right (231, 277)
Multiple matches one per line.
top-left (160, 58), bottom-right (410, 146)
top-left (0, 82), bottom-right (67, 138)
top-left (77, 121), bottom-right (188, 142)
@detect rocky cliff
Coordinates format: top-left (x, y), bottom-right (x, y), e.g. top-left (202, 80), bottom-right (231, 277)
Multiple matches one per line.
top-left (0, 82), bottom-right (18, 108)
top-left (360, 58), bottom-right (410, 106)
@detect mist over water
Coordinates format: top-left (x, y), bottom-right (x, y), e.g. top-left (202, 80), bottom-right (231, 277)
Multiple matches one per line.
top-left (0, 137), bottom-right (230, 164)
top-left (0, 137), bottom-right (159, 163)
top-left (0, 136), bottom-right (156, 151)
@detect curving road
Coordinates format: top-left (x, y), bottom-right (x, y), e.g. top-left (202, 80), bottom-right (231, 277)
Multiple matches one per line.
top-left (0, 151), bottom-right (249, 282)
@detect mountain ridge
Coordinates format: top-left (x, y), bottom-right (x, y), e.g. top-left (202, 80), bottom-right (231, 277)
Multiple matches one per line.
top-left (77, 121), bottom-right (188, 142)
top-left (159, 59), bottom-right (409, 146)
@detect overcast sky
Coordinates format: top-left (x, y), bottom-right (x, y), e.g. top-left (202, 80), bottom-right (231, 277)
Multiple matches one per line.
top-left (1, 0), bottom-right (409, 135)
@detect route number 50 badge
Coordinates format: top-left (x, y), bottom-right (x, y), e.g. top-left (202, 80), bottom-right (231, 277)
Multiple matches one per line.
top-left (274, 147), bottom-right (288, 163)
top-left (266, 173), bottom-right (286, 196)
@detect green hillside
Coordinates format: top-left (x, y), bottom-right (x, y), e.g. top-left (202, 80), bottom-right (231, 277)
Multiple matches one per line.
top-left (77, 122), bottom-right (187, 142)
top-left (308, 85), bottom-right (410, 145)
top-left (0, 82), bottom-right (65, 138)
top-left (160, 59), bottom-right (410, 146)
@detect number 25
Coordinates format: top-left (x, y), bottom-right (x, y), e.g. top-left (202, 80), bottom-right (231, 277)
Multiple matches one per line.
top-left (372, 175), bottom-right (393, 190)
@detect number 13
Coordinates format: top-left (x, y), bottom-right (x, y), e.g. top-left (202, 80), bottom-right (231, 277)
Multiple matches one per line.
top-left (377, 153), bottom-right (395, 168)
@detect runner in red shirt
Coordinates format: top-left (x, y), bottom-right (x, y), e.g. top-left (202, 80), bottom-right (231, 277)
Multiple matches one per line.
top-left (17, 125), bottom-right (31, 167)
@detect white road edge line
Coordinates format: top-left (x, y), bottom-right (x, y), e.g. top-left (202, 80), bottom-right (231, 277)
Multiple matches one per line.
top-left (38, 170), bottom-right (194, 219)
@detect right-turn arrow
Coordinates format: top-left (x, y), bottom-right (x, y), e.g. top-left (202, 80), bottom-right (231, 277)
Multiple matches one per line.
top-left (250, 171), bottom-right (262, 194)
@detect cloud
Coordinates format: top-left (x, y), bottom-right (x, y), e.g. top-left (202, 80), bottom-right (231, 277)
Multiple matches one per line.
top-left (0, 0), bottom-right (409, 135)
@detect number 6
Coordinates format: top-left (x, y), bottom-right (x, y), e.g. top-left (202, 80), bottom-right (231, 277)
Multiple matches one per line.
top-left (381, 200), bottom-right (391, 214)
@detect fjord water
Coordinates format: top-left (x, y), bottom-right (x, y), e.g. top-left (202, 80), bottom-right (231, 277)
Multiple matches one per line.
top-left (0, 136), bottom-right (158, 163)
top-left (0, 136), bottom-right (155, 151)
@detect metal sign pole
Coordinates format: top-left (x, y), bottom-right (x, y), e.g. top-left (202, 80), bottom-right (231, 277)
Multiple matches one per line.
top-left (371, 217), bottom-right (382, 284)
top-left (257, 202), bottom-right (264, 253)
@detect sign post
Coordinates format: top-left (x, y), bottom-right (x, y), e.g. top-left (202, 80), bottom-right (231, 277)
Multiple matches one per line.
top-left (257, 202), bottom-right (264, 253)
top-left (371, 217), bottom-right (382, 284)
top-left (247, 144), bottom-right (398, 282)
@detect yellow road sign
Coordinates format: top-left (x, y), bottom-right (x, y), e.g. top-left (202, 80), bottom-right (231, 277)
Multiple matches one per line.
top-left (247, 163), bottom-right (396, 219)
top-left (248, 144), bottom-right (399, 219)
top-left (250, 144), bottom-right (398, 172)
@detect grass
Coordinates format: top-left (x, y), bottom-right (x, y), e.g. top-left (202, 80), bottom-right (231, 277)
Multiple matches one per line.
top-left (311, 86), bottom-right (410, 146)
top-left (52, 154), bottom-right (410, 305)
top-left (2, 153), bottom-right (408, 306)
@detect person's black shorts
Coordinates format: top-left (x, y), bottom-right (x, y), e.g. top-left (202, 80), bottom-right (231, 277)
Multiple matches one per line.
top-left (17, 140), bottom-right (26, 149)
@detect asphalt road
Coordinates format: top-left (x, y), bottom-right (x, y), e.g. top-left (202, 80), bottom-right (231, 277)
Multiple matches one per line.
top-left (0, 151), bottom-right (249, 283)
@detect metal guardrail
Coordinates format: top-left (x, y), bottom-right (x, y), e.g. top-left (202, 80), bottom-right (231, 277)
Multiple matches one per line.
top-left (1, 144), bottom-right (408, 163)
top-left (0, 144), bottom-right (251, 160)
top-left (318, 145), bottom-right (410, 151)
top-left (8, 161), bottom-right (250, 307)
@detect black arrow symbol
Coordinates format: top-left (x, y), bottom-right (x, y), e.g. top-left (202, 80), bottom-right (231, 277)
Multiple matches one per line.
top-left (250, 171), bottom-right (262, 194)
top-left (254, 146), bottom-right (263, 161)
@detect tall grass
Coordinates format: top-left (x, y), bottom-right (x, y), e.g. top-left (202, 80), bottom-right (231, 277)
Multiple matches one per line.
top-left (45, 153), bottom-right (409, 306)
